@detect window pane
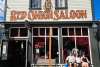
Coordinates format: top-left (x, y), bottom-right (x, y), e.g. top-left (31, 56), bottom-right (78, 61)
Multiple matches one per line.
top-left (62, 28), bottom-right (68, 36)
top-left (82, 28), bottom-right (88, 36)
top-left (75, 28), bottom-right (81, 35)
top-left (40, 28), bottom-right (45, 35)
top-left (52, 28), bottom-right (58, 36)
top-left (69, 28), bottom-right (74, 36)
top-left (63, 37), bottom-right (90, 64)
top-left (20, 28), bottom-right (28, 37)
top-left (31, 0), bottom-right (41, 9)
top-left (33, 37), bottom-right (58, 64)
top-left (10, 28), bottom-right (18, 37)
top-left (55, 0), bottom-right (67, 9)
top-left (33, 28), bottom-right (38, 36)
top-left (76, 37), bottom-right (90, 61)
top-left (63, 37), bottom-right (75, 63)
top-left (33, 37), bottom-right (45, 63)
top-left (46, 28), bottom-right (49, 36)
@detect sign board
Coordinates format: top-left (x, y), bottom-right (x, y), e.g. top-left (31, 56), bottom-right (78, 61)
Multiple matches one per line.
top-left (6, 0), bottom-right (93, 21)
top-left (10, 10), bottom-right (87, 22)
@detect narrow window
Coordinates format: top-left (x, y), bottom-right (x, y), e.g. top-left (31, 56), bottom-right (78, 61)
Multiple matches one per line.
top-left (55, 0), bottom-right (68, 9)
top-left (31, 0), bottom-right (41, 9)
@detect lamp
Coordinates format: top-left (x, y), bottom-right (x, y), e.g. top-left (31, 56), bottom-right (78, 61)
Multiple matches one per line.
top-left (25, 20), bottom-right (30, 29)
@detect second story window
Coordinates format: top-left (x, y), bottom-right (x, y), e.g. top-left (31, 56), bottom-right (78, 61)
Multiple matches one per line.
top-left (31, 0), bottom-right (41, 9)
top-left (55, 0), bottom-right (67, 9)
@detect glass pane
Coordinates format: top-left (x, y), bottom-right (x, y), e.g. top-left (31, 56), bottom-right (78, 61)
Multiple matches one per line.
top-left (33, 37), bottom-right (58, 64)
top-left (62, 28), bottom-right (68, 36)
top-left (76, 37), bottom-right (90, 61)
top-left (63, 37), bottom-right (90, 65)
top-left (33, 28), bottom-right (38, 36)
top-left (63, 37), bottom-right (75, 63)
top-left (69, 28), bottom-right (74, 36)
top-left (82, 28), bottom-right (88, 36)
top-left (75, 28), bottom-right (81, 35)
top-left (55, 0), bottom-right (67, 8)
top-left (20, 28), bottom-right (28, 37)
top-left (32, 0), bottom-right (41, 9)
top-left (10, 28), bottom-right (18, 37)
top-left (40, 28), bottom-right (45, 35)
top-left (46, 37), bottom-right (59, 64)
top-left (33, 37), bottom-right (45, 64)
top-left (46, 28), bottom-right (49, 36)
top-left (52, 28), bottom-right (58, 36)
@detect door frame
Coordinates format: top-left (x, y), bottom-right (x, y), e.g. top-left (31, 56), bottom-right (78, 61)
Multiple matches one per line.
top-left (9, 38), bottom-right (28, 67)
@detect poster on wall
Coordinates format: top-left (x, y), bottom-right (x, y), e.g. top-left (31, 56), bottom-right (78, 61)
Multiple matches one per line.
top-left (0, 0), bottom-right (5, 22)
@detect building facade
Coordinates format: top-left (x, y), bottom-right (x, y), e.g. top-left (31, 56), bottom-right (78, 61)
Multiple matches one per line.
top-left (0, 0), bottom-right (100, 67)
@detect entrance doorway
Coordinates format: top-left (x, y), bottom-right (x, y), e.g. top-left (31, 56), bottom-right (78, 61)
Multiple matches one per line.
top-left (8, 40), bottom-right (26, 67)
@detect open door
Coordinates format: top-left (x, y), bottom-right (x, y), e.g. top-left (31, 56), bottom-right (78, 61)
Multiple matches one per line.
top-left (8, 40), bottom-right (26, 67)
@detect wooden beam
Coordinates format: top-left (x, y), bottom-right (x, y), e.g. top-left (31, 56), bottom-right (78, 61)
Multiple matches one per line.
top-left (48, 27), bottom-right (52, 67)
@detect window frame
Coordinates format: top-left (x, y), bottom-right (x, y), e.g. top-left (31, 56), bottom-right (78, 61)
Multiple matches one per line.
top-left (61, 27), bottom-right (92, 64)
top-left (9, 27), bottom-right (28, 38)
top-left (30, 0), bottom-right (42, 10)
top-left (55, 0), bottom-right (68, 9)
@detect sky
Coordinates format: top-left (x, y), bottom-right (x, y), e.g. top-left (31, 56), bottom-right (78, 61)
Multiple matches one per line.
top-left (0, 0), bottom-right (100, 21)
top-left (0, 0), bottom-right (5, 22)
top-left (94, 0), bottom-right (100, 20)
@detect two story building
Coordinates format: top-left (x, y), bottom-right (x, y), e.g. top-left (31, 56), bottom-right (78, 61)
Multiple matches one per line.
top-left (0, 0), bottom-right (100, 67)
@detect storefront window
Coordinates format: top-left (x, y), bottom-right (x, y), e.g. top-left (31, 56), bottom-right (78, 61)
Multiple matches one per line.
top-left (32, 27), bottom-right (59, 64)
top-left (32, 27), bottom-right (91, 66)
top-left (62, 27), bottom-right (91, 65)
